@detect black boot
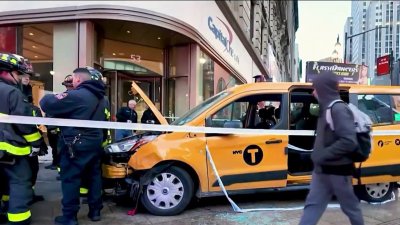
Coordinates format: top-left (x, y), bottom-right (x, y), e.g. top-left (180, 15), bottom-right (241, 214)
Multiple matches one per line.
top-left (28, 195), bottom-right (44, 206)
top-left (8, 218), bottom-right (31, 225)
top-left (0, 213), bottom-right (6, 224)
top-left (87, 209), bottom-right (101, 222)
top-left (54, 216), bottom-right (78, 225)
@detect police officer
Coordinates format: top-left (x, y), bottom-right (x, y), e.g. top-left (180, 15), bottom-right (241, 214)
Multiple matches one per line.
top-left (0, 53), bottom-right (45, 225)
top-left (40, 67), bottom-right (108, 225)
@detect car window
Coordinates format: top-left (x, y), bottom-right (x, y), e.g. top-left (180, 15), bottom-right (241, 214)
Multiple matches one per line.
top-left (357, 94), bottom-right (400, 125)
top-left (206, 94), bottom-right (282, 129)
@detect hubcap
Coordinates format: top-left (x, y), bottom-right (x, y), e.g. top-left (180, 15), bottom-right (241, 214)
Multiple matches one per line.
top-left (146, 173), bottom-right (184, 209)
top-left (365, 183), bottom-right (390, 199)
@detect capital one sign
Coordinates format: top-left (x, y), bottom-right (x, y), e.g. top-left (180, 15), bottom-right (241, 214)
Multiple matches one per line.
top-left (208, 16), bottom-right (239, 64)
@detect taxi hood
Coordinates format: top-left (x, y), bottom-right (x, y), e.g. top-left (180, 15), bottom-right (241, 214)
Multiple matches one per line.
top-left (131, 81), bottom-right (168, 125)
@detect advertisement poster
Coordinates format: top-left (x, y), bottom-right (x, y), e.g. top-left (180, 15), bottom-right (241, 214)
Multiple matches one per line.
top-left (306, 61), bottom-right (369, 85)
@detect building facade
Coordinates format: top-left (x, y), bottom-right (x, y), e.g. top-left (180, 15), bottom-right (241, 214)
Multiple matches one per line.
top-left (350, 1), bottom-right (369, 65)
top-left (365, 1), bottom-right (400, 85)
top-left (343, 17), bottom-right (354, 63)
top-left (220, 0), bottom-right (299, 82)
top-left (0, 1), bottom-right (298, 121)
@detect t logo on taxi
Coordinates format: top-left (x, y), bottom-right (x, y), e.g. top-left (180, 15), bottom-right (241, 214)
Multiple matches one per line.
top-left (243, 145), bottom-right (263, 166)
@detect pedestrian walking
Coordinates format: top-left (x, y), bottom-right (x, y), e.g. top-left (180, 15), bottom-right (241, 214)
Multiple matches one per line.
top-left (298, 72), bottom-right (364, 225)
top-left (40, 67), bottom-right (108, 225)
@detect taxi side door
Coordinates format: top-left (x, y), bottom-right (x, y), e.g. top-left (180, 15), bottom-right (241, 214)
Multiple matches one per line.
top-left (205, 91), bottom-right (289, 193)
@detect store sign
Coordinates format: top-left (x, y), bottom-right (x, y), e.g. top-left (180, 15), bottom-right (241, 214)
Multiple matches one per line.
top-left (208, 16), bottom-right (239, 64)
top-left (306, 61), bottom-right (360, 84)
top-left (377, 54), bottom-right (390, 76)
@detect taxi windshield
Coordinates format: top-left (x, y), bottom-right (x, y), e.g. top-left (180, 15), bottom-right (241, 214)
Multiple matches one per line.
top-left (172, 91), bottom-right (229, 125)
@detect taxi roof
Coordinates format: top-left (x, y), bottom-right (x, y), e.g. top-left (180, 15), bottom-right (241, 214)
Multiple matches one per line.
top-left (228, 82), bottom-right (400, 94)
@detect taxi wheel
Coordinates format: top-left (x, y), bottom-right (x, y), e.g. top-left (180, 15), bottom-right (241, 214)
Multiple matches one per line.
top-left (141, 166), bottom-right (194, 216)
top-left (355, 182), bottom-right (396, 202)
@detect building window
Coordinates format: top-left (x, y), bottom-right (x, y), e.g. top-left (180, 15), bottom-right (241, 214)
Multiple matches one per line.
top-left (198, 50), bottom-right (241, 102)
top-left (22, 23), bottom-right (55, 107)
top-left (250, 0), bottom-right (255, 40)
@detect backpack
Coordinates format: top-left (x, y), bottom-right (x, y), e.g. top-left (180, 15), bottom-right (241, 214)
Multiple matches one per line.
top-left (326, 100), bottom-right (373, 163)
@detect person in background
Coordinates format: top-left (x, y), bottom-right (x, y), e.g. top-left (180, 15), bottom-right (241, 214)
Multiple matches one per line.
top-left (141, 105), bottom-right (159, 124)
top-left (115, 100), bottom-right (137, 141)
top-left (19, 66), bottom-right (48, 206)
top-left (26, 96), bottom-right (48, 205)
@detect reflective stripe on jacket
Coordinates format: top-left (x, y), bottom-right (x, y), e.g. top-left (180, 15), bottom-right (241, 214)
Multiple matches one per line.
top-left (0, 79), bottom-right (42, 156)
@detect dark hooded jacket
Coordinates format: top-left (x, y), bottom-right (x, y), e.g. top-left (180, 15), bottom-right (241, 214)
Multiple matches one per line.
top-left (40, 80), bottom-right (108, 148)
top-left (311, 72), bottom-right (358, 175)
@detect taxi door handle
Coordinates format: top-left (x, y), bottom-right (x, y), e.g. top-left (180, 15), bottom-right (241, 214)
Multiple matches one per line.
top-left (265, 139), bottom-right (282, 144)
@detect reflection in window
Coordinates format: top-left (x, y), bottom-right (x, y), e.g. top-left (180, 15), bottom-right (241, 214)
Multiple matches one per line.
top-left (199, 50), bottom-right (242, 102)
top-left (357, 94), bottom-right (400, 125)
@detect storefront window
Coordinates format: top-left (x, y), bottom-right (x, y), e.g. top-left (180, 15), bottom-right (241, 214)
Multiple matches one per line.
top-left (23, 23), bottom-right (54, 106)
top-left (198, 50), bottom-right (241, 102)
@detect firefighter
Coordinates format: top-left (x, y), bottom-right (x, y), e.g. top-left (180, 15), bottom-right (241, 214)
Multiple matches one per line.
top-left (19, 69), bottom-right (48, 205)
top-left (56, 74), bottom-right (111, 204)
top-left (0, 53), bottom-right (45, 225)
top-left (40, 67), bottom-right (108, 225)
top-left (45, 75), bottom-right (74, 178)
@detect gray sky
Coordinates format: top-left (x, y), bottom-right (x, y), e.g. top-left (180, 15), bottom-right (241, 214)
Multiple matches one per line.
top-left (296, 1), bottom-right (351, 78)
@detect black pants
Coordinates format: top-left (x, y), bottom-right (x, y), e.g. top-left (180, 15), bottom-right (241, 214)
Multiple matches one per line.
top-left (27, 156), bottom-right (39, 188)
top-left (60, 144), bottom-right (103, 218)
top-left (47, 131), bottom-right (60, 166)
top-left (0, 156), bottom-right (32, 224)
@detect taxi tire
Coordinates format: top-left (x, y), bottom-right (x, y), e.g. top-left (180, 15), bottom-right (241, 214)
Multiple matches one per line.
top-left (141, 166), bottom-right (194, 216)
top-left (354, 182), bottom-right (396, 203)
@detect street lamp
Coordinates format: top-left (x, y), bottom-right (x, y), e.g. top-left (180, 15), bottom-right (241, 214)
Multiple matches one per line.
top-left (344, 25), bottom-right (389, 64)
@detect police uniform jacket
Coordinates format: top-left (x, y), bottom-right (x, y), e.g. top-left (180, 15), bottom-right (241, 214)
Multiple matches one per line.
top-left (0, 78), bottom-right (43, 156)
top-left (40, 80), bottom-right (108, 149)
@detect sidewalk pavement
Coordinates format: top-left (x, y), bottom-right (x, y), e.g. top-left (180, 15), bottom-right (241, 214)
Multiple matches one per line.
top-left (32, 162), bottom-right (400, 225)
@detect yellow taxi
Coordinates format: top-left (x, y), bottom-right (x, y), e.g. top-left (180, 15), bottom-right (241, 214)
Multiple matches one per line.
top-left (103, 81), bottom-right (400, 216)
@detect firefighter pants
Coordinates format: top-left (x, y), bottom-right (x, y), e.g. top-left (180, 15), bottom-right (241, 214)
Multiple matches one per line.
top-left (48, 131), bottom-right (60, 167)
top-left (27, 156), bottom-right (38, 188)
top-left (0, 156), bottom-right (32, 224)
top-left (59, 145), bottom-right (103, 218)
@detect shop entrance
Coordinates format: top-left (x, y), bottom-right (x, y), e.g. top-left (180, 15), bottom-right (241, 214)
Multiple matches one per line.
top-left (103, 69), bottom-right (162, 123)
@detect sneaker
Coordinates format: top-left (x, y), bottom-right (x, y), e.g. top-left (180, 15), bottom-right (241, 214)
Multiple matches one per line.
top-left (54, 215), bottom-right (78, 225)
top-left (45, 165), bottom-right (57, 170)
top-left (87, 210), bottom-right (101, 222)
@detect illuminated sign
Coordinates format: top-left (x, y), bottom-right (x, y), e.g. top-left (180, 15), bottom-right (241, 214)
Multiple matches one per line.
top-left (376, 54), bottom-right (390, 76)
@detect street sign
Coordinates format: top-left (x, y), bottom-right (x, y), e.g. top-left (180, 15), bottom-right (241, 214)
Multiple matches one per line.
top-left (377, 54), bottom-right (390, 76)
